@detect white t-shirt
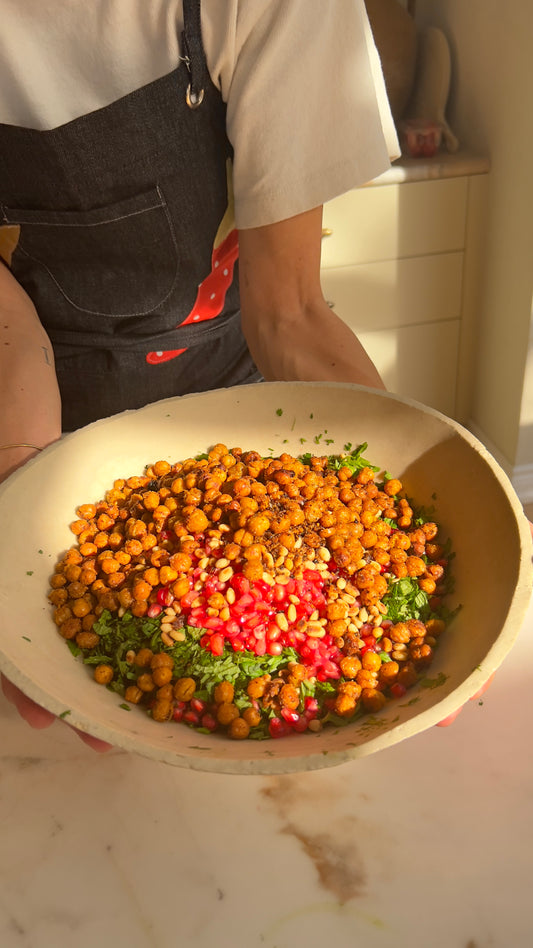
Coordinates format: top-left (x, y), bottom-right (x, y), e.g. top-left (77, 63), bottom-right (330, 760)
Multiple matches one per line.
top-left (0, 0), bottom-right (399, 228)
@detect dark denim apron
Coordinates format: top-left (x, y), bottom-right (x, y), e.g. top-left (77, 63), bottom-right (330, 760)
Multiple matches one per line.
top-left (0, 0), bottom-right (258, 430)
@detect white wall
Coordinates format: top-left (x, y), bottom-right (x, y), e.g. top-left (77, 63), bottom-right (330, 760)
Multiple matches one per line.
top-left (415, 1), bottom-right (533, 481)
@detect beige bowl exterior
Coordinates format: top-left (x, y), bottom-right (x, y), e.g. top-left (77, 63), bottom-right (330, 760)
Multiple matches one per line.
top-left (0, 382), bottom-right (531, 774)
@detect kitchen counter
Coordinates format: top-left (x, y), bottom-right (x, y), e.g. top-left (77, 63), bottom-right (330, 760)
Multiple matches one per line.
top-left (1, 595), bottom-right (532, 948)
top-left (369, 151), bottom-right (489, 187)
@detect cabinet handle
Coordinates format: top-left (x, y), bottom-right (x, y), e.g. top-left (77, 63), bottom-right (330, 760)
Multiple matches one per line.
top-left (321, 228), bottom-right (333, 239)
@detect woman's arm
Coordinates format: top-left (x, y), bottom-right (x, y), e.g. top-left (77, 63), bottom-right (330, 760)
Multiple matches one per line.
top-left (238, 205), bottom-right (385, 390)
top-left (0, 261), bottom-right (62, 481)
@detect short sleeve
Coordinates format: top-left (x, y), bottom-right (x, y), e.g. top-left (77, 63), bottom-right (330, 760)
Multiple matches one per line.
top-left (203, 0), bottom-right (399, 229)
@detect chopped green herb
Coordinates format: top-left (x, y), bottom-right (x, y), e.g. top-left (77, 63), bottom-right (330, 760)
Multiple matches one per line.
top-left (419, 672), bottom-right (449, 690)
top-left (22, 635), bottom-right (32, 642)
top-left (59, 710), bottom-right (71, 719)
top-left (276, 408), bottom-right (283, 416)
top-left (119, 703), bottom-right (132, 711)
top-left (26, 571), bottom-right (34, 576)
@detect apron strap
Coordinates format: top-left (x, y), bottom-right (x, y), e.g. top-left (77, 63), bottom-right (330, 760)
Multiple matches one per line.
top-left (182, 0), bottom-right (207, 108)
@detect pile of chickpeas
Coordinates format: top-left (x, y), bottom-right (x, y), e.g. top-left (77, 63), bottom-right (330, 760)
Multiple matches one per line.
top-left (47, 443), bottom-right (449, 737)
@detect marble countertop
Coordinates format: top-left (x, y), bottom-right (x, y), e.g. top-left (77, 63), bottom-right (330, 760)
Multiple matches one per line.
top-left (1, 593), bottom-right (531, 948)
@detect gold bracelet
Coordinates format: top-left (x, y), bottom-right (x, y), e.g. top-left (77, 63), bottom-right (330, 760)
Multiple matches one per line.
top-left (0, 443), bottom-right (43, 451)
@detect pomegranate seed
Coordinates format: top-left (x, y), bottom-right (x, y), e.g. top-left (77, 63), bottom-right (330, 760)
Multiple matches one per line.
top-left (267, 641), bottom-right (283, 656)
top-left (292, 715), bottom-right (309, 732)
top-left (281, 707), bottom-right (300, 724)
top-left (269, 717), bottom-right (292, 738)
top-left (190, 697), bottom-right (206, 714)
top-left (183, 710), bottom-right (200, 725)
top-left (172, 707), bottom-right (185, 722)
top-left (201, 713), bottom-right (217, 731)
top-left (157, 586), bottom-right (174, 607)
top-left (230, 574), bottom-right (250, 595)
top-left (209, 633), bottom-right (225, 656)
top-left (147, 603), bottom-right (162, 618)
top-left (390, 683), bottom-right (407, 698)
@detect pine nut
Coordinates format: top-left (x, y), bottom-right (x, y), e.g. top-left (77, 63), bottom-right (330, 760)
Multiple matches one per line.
top-left (275, 613), bottom-right (289, 631)
top-left (287, 603), bottom-right (297, 623)
top-left (318, 546), bottom-right (331, 562)
top-left (218, 566), bottom-right (234, 583)
top-left (225, 587), bottom-right (236, 604)
top-left (161, 631), bottom-right (174, 647)
top-left (160, 622), bottom-right (174, 633)
top-left (262, 572), bottom-right (275, 586)
top-left (215, 557), bottom-right (230, 569)
top-left (198, 557), bottom-right (210, 570)
top-left (170, 629), bottom-right (186, 642)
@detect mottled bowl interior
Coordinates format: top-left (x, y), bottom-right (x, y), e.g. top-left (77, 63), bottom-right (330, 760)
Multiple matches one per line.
top-left (0, 382), bottom-right (531, 774)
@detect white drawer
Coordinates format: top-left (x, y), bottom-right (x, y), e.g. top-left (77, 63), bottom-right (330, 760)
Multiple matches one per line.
top-left (321, 177), bottom-right (468, 267)
top-left (321, 252), bottom-right (463, 331)
top-left (357, 320), bottom-right (460, 416)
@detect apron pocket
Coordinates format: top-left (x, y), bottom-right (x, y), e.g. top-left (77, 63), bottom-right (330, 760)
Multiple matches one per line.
top-left (1, 186), bottom-right (179, 317)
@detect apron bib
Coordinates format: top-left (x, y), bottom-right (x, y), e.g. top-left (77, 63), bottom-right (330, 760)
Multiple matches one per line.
top-left (0, 0), bottom-right (259, 430)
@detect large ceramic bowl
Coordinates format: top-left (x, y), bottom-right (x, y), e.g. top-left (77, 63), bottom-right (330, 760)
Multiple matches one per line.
top-left (0, 382), bottom-right (531, 774)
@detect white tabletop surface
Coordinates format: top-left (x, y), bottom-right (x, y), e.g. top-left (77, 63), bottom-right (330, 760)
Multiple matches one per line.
top-left (1, 595), bottom-right (532, 948)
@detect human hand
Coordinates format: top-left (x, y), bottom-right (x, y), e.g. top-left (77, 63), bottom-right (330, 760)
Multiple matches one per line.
top-left (1, 673), bottom-right (112, 752)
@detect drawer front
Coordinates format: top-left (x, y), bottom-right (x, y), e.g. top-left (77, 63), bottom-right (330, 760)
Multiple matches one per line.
top-left (321, 177), bottom-right (468, 267)
top-left (321, 252), bottom-right (463, 331)
top-left (357, 321), bottom-right (460, 416)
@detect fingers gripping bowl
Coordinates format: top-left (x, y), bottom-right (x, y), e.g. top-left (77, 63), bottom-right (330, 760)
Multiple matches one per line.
top-left (0, 382), bottom-right (531, 774)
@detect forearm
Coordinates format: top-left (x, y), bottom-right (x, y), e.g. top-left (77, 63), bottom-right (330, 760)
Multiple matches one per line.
top-left (0, 264), bottom-right (61, 482)
top-left (241, 293), bottom-right (385, 390)
top-left (238, 206), bottom-right (385, 391)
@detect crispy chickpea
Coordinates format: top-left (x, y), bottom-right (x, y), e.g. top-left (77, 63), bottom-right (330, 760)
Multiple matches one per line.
top-left (58, 617), bottom-right (82, 640)
top-left (214, 681), bottom-right (235, 704)
top-left (339, 656), bottom-right (362, 678)
top-left (124, 685), bottom-right (144, 704)
top-left (143, 567), bottom-right (160, 587)
top-left (76, 630), bottom-right (100, 649)
top-left (152, 699), bottom-right (173, 722)
top-left (390, 622), bottom-right (411, 644)
top-left (406, 556), bottom-right (426, 577)
top-left (279, 684), bottom-right (299, 710)
top-left (228, 717), bottom-right (250, 740)
top-left (418, 576), bottom-right (437, 595)
top-left (217, 702), bottom-right (240, 726)
top-left (360, 688), bottom-right (387, 712)
top-left (152, 666), bottom-right (173, 687)
top-left (136, 673), bottom-right (156, 693)
top-left (384, 478), bottom-right (402, 497)
top-left (71, 598), bottom-right (92, 618)
top-left (334, 693), bottom-right (358, 718)
top-left (242, 706), bottom-right (262, 728)
top-left (361, 650), bottom-right (382, 672)
top-left (247, 674), bottom-right (271, 699)
top-left (132, 579), bottom-right (152, 602)
top-left (53, 604), bottom-right (73, 626)
top-left (82, 613), bottom-right (97, 632)
top-left (94, 664), bottom-right (114, 685)
top-left (134, 648), bottom-right (153, 668)
top-left (48, 588), bottom-right (68, 606)
top-left (378, 660), bottom-right (400, 683)
top-left (184, 509), bottom-right (209, 533)
top-left (174, 677), bottom-right (196, 701)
